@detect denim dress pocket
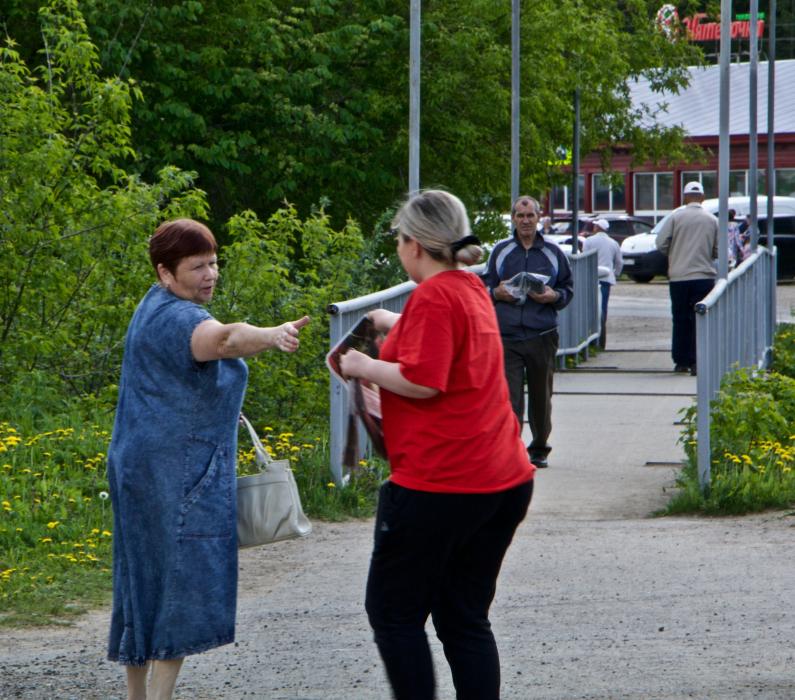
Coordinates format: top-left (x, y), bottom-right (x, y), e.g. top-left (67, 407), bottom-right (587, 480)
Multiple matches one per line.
top-left (179, 436), bottom-right (234, 539)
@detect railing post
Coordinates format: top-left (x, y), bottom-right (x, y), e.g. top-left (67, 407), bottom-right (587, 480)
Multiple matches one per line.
top-left (695, 305), bottom-right (711, 492)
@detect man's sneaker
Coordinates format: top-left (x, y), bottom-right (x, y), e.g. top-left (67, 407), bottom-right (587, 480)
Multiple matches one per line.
top-left (674, 364), bottom-right (690, 373)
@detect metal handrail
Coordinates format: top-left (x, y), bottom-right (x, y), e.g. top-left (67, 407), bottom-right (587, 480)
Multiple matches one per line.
top-left (694, 246), bottom-right (776, 489)
top-left (326, 252), bottom-right (599, 484)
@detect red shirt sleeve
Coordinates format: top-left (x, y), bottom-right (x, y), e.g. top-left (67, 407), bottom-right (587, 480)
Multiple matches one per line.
top-left (390, 294), bottom-right (455, 392)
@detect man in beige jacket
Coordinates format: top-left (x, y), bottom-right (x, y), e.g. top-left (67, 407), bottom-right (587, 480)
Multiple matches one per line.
top-left (656, 181), bottom-right (718, 375)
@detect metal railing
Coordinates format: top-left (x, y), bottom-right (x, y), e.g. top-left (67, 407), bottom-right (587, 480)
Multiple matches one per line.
top-left (326, 251), bottom-right (599, 484)
top-left (694, 246), bottom-right (777, 490)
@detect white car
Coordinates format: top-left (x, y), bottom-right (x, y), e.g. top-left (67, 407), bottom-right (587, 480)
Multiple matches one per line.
top-left (620, 196), bottom-right (795, 282)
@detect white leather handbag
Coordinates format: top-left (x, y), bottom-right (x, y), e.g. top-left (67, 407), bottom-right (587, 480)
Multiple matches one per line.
top-left (236, 414), bottom-right (312, 548)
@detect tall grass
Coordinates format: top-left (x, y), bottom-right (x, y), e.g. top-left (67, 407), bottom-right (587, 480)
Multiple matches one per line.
top-left (0, 402), bottom-right (386, 627)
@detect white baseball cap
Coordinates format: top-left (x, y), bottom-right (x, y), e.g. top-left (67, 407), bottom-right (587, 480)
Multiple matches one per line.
top-left (683, 181), bottom-right (704, 195)
top-left (592, 218), bottom-right (610, 231)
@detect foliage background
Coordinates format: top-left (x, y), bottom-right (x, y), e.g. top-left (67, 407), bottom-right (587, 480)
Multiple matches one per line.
top-left (3, 0), bottom-right (703, 235)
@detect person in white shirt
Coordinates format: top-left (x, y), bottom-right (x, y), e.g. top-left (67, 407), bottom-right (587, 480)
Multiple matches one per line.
top-left (655, 181), bottom-right (718, 375)
top-left (583, 218), bottom-right (622, 349)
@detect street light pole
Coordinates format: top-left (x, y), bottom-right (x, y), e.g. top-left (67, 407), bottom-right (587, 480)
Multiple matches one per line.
top-left (749, 0), bottom-right (759, 251)
top-left (511, 0), bottom-right (520, 205)
top-left (571, 87), bottom-right (580, 255)
top-left (766, 0), bottom-right (777, 246)
top-left (716, 0), bottom-right (731, 281)
top-left (409, 0), bottom-right (421, 195)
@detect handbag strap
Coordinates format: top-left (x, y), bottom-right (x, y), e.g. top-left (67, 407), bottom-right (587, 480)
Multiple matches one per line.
top-left (239, 413), bottom-right (274, 468)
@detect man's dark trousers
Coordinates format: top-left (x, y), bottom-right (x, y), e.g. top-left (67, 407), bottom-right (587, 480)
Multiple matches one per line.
top-left (502, 330), bottom-right (558, 459)
top-left (669, 279), bottom-right (714, 368)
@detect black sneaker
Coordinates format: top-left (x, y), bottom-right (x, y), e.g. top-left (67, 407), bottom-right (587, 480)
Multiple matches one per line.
top-left (690, 365), bottom-right (697, 376)
top-left (674, 365), bottom-right (690, 373)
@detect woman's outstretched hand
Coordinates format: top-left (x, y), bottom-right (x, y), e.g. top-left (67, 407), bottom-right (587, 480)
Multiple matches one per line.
top-left (274, 316), bottom-right (311, 352)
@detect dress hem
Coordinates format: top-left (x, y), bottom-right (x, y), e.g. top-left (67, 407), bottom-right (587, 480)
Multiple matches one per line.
top-left (107, 632), bottom-right (235, 667)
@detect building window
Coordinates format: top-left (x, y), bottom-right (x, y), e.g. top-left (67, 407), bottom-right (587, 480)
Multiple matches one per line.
top-left (729, 170), bottom-right (747, 196)
top-left (593, 174), bottom-right (626, 211)
top-left (776, 169), bottom-right (795, 197)
top-left (551, 175), bottom-right (585, 213)
top-left (634, 172), bottom-right (673, 220)
top-left (681, 169), bottom-right (795, 198)
top-left (681, 171), bottom-right (718, 198)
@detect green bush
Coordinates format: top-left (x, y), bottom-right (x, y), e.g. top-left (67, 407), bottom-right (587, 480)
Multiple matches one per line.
top-left (669, 349), bottom-right (795, 515)
top-left (771, 322), bottom-right (795, 377)
top-left (0, 1), bottom-right (208, 397)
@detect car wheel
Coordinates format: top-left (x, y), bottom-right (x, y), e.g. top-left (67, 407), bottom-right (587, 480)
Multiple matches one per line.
top-left (629, 274), bottom-right (654, 283)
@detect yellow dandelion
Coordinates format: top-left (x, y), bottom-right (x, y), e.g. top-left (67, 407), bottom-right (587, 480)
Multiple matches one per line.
top-left (358, 459), bottom-right (368, 467)
top-left (101, 530), bottom-right (112, 537)
top-left (326, 482), bottom-right (336, 489)
top-left (39, 537), bottom-right (52, 543)
top-left (46, 521), bottom-right (60, 529)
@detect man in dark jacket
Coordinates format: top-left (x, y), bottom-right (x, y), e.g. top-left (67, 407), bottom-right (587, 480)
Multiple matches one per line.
top-left (482, 196), bottom-right (574, 468)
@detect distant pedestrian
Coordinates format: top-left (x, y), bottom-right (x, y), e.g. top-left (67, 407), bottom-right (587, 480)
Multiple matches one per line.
top-left (655, 181), bottom-right (718, 375)
top-left (727, 209), bottom-right (744, 267)
top-left (482, 195), bottom-right (574, 468)
top-left (540, 216), bottom-right (554, 236)
top-left (584, 218), bottom-right (623, 349)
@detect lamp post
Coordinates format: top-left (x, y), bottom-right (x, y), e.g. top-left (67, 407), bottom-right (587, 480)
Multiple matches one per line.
top-left (409, 0), bottom-right (420, 195)
top-left (511, 0), bottom-right (520, 204)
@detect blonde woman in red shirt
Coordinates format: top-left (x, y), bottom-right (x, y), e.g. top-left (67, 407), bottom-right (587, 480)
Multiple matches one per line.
top-left (340, 190), bottom-right (534, 700)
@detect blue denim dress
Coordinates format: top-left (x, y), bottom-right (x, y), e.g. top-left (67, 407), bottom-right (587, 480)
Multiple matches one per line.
top-left (107, 284), bottom-right (248, 665)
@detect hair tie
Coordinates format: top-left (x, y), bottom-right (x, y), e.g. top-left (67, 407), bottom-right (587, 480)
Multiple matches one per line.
top-left (450, 234), bottom-right (481, 254)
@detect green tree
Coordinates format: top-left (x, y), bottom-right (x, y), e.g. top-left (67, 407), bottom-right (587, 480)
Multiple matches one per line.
top-left (4, 0), bottom-right (705, 232)
top-left (0, 0), bottom-right (207, 400)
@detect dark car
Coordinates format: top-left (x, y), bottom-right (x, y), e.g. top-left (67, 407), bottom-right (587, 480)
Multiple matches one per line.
top-left (758, 215), bottom-right (795, 279)
top-left (551, 213), bottom-right (653, 247)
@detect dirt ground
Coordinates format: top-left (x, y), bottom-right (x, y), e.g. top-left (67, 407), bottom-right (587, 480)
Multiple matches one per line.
top-left (1, 281), bottom-right (794, 700)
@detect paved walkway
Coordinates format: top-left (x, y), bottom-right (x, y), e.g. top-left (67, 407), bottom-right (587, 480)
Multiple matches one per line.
top-left (2, 283), bottom-right (794, 699)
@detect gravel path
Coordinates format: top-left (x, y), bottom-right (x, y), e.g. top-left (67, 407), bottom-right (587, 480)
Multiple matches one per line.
top-left (1, 282), bottom-right (794, 700)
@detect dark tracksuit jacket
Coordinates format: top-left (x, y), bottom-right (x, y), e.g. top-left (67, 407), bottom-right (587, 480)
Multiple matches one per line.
top-left (481, 232), bottom-right (574, 340)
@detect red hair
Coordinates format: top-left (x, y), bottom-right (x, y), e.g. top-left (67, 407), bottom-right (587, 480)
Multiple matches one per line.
top-left (149, 219), bottom-right (217, 277)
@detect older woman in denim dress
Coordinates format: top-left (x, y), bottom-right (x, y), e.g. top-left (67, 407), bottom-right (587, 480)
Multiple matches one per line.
top-left (107, 219), bottom-right (309, 700)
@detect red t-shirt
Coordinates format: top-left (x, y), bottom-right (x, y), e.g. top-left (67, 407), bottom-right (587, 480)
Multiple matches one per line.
top-left (379, 269), bottom-right (535, 493)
